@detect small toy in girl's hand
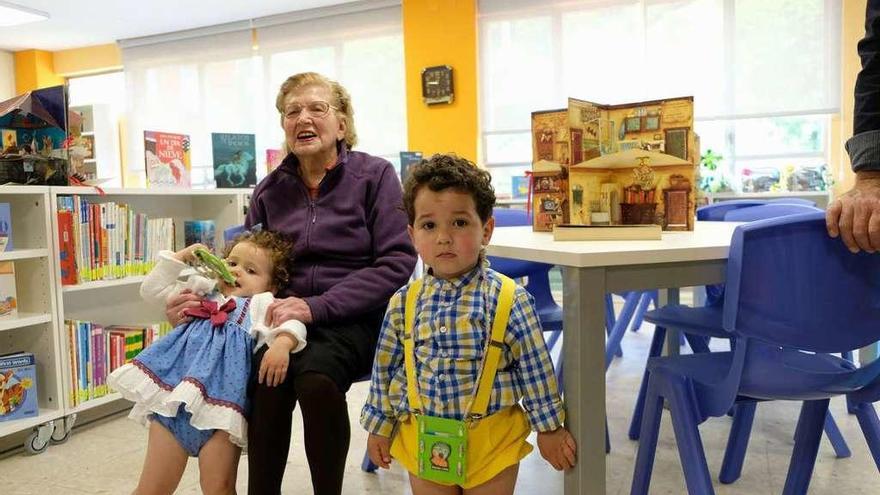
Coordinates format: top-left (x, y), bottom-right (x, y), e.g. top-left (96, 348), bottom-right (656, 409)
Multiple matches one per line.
top-left (193, 247), bottom-right (236, 285)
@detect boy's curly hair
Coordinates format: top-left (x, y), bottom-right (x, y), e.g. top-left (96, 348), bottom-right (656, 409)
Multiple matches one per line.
top-left (222, 229), bottom-right (294, 292)
top-left (402, 154), bottom-right (496, 225)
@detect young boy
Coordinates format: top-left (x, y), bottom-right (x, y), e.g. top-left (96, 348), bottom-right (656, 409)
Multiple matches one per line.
top-left (361, 154), bottom-right (576, 494)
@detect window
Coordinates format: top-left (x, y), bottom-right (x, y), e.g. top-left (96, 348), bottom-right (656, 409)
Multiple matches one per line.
top-left (479, 0), bottom-right (840, 195)
top-left (121, 4), bottom-right (405, 188)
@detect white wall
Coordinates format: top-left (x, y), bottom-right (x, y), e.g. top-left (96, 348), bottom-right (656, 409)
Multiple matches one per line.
top-left (0, 51), bottom-right (14, 100)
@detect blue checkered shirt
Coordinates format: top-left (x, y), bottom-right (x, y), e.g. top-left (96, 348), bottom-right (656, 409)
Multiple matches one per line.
top-left (360, 263), bottom-right (565, 437)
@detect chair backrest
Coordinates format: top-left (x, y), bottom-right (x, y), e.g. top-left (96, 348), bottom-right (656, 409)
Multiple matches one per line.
top-left (493, 207), bottom-right (531, 227)
top-left (696, 200), bottom-right (767, 221)
top-left (722, 212), bottom-right (880, 353)
top-left (766, 197), bottom-right (817, 207)
top-left (224, 224), bottom-right (246, 244)
top-left (723, 203), bottom-right (822, 222)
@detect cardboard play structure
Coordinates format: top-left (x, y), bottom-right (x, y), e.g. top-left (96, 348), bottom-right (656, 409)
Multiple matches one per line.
top-left (530, 96), bottom-right (698, 232)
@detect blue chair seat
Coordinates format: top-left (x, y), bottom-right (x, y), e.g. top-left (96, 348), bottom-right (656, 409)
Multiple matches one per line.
top-left (643, 305), bottom-right (727, 339)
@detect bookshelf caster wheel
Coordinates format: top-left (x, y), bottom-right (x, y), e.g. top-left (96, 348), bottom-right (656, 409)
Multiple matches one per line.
top-left (24, 422), bottom-right (54, 455)
top-left (51, 414), bottom-right (76, 444)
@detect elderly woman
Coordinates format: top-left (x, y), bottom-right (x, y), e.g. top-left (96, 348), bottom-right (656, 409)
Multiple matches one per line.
top-left (167, 72), bottom-right (416, 494)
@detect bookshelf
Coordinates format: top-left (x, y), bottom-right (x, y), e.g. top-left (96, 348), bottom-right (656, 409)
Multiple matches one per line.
top-left (48, 187), bottom-right (249, 443)
top-left (0, 186), bottom-right (250, 454)
top-left (0, 186), bottom-right (66, 453)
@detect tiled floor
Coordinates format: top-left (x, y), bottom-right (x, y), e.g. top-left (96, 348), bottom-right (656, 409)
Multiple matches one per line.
top-left (1, 295), bottom-right (878, 494)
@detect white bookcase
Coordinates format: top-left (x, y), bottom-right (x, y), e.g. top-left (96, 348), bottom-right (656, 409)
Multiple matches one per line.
top-left (0, 186), bottom-right (250, 454)
top-left (0, 187), bottom-right (65, 453)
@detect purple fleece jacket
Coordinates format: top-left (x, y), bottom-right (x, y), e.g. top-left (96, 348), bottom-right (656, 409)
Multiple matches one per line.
top-left (245, 146), bottom-right (417, 324)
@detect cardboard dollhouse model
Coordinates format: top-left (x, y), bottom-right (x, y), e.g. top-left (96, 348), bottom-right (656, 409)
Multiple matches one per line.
top-left (530, 96), bottom-right (698, 232)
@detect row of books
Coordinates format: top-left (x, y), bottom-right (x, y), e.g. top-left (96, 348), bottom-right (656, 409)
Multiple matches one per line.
top-left (65, 320), bottom-right (172, 407)
top-left (56, 195), bottom-right (175, 285)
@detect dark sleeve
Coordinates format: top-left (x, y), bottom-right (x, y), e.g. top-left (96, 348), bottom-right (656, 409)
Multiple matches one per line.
top-left (245, 177), bottom-right (269, 229)
top-left (849, 0), bottom-right (880, 171)
top-left (303, 162), bottom-right (417, 323)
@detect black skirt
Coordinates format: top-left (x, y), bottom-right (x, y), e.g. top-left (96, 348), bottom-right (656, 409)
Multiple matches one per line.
top-left (251, 309), bottom-right (384, 394)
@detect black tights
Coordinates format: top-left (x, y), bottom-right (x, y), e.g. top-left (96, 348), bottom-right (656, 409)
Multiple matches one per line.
top-left (247, 371), bottom-right (350, 495)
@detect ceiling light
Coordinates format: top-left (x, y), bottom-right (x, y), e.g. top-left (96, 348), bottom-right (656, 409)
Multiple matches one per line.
top-left (0, 1), bottom-right (49, 27)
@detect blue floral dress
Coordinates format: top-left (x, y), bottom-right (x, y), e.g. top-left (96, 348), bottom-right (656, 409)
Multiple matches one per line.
top-left (107, 295), bottom-right (254, 456)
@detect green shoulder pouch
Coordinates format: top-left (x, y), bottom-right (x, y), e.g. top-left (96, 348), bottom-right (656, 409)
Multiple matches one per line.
top-left (417, 414), bottom-right (467, 484)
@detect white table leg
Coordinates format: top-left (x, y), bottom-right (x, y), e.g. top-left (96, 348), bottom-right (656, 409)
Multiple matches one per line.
top-left (562, 266), bottom-right (607, 495)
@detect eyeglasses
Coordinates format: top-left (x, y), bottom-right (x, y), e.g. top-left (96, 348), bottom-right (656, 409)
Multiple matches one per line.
top-left (284, 100), bottom-right (337, 119)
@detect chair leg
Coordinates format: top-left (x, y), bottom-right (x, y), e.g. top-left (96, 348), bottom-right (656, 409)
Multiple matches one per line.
top-left (823, 412), bottom-right (851, 458)
top-left (783, 399), bottom-right (830, 495)
top-left (605, 294), bottom-right (622, 357)
top-left (606, 417), bottom-right (611, 454)
top-left (841, 352), bottom-right (857, 414)
top-left (361, 449), bottom-right (378, 473)
top-left (555, 353), bottom-right (564, 396)
top-left (666, 376), bottom-right (715, 495)
top-left (630, 376), bottom-right (665, 495)
top-left (630, 291), bottom-right (653, 332)
top-left (606, 293), bottom-right (640, 369)
top-left (719, 401), bottom-right (757, 484)
top-left (684, 333), bottom-right (711, 354)
top-left (629, 325), bottom-right (667, 440)
top-left (852, 401), bottom-right (880, 471)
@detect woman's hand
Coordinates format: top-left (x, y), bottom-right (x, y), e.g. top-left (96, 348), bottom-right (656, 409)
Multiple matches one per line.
top-left (165, 289), bottom-right (204, 326)
top-left (537, 427), bottom-right (577, 471)
top-left (265, 296), bottom-right (313, 326)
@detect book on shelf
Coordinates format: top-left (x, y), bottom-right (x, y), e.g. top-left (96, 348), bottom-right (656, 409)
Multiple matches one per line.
top-left (552, 223), bottom-right (662, 241)
top-left (266, 148), bottom-right (283, 174)
top-left (0, 202), bottom-right (10, 251)
top-left (511, 175), bottom-right (529, 200)
top-left (65, 320), bottom-right (171, 406)
top-left (144, 131), bottom-right (191, 188)
top-left (0, 262), bottom-right (16, 320)
top-left (0, 352), bottom-right (37, 422)
top-left (399, 151), bottom-right (423, 183)
top-left (184, 220), bottom-right (216, 252)
top-left (56, 195), bottom-right (175, 284)
top-left (212, 133), bottom-right (257, 188)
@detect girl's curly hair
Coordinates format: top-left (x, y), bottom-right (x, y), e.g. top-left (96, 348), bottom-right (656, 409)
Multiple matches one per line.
top-left (222, 229), bottom-right (294, 292)
top-left (402, 154), bottom-right (496, 225)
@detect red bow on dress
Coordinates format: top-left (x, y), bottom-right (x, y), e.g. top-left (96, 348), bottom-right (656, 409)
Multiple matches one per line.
top-left (183, 299), bottom-right (237, 327)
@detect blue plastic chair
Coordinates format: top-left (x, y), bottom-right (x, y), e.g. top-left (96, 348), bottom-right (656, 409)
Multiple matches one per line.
top-left (629, 204), bottom-right (852, 473)
top-left (696, 197), bottom-right (817, 222)
top-left (630, 212), bottom-right (880, 495)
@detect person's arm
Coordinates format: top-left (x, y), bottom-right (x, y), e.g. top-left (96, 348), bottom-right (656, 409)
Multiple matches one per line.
top-left (303, 163), bottom-right (417, 323)
top-left (359, 289), bottom-right (406, 438)
top-left (827, 1), bottom-right (880, 252)
top-left (506, 287), bottom-right (566, 432)
top-left (140, 247), bottom-right (200, 306)
top-left (248, 292), bottom-right (306, 353)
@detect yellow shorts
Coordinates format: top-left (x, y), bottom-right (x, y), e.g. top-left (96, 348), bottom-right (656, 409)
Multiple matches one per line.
top-left (390, 405), bottom-right (533, 489)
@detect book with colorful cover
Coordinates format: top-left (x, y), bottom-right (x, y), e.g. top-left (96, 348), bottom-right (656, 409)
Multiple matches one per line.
top-left (0, 262), bottom-right (16, 320)
top-left (511, 176), bottom-right (530, 200)
top-left (57, 210), bottom-right (78, 285)
top-left (0, 202), bottom-right (10, 251)
top-left (212, 133), bottom-right (257, 188)
top-left (266, 148), bottom-right (284, 174)
top-left (400, 151), bottom-right (423, 183)
top-left (144, 131), bottom-right (191, 188)
top-left (184, 220), bottom-right (217, 252)
top-left (0, 352), bottom-right (37, 422)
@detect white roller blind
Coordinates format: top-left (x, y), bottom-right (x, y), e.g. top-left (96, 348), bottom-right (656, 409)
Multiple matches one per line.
top-left (120, 1), bottom-right (405, 187)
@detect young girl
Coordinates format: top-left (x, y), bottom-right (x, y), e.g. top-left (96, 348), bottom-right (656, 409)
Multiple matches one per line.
top-left (107, 230), bottom-right (306, 495)
top-left (361, 155), bottom-right (576, 495)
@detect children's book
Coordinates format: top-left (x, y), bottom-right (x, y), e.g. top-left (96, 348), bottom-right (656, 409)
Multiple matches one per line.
top-left (511, 176), bottom-right (530, 200)
top-left (266, 148), bottom-right (284, 174)
top-left (0, 352), bottom-right (37, 422)
top-left (400, 151), bottom-right (423, 183)
top-left (212, 133), bottom-right (257, 188)
top-left (0, 262), bottom-right (17, 320)
top-left (184, 220), bottom-right (217, 252)
top-left (0, 202), bottom-right (10, 251)
top-left (144, 131), bottom-right (191, 188)
top-left (552, 223), bottom-right (662, 241)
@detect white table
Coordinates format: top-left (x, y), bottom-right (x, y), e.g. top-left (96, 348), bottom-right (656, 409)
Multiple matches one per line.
top-left (487, 221), bottom-right (740, 495)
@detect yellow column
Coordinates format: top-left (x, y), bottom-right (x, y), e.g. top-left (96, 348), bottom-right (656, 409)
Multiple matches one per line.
top-left (14, 50), bottom-right (63, 93)
top-left (832, 0), bottom-right (867, 197)
top-left (403, 0), bottom-right (479, 162)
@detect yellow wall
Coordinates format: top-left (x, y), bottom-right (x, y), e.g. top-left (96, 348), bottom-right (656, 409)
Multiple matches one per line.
top-left (832, 0), bottom-right (867, 197)
top-left (14, 50), bottom-right (63, 93)
top-left (53, 44), bottom-right (122, 77)
top-left (402, 0), bottom-right (479, 162)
